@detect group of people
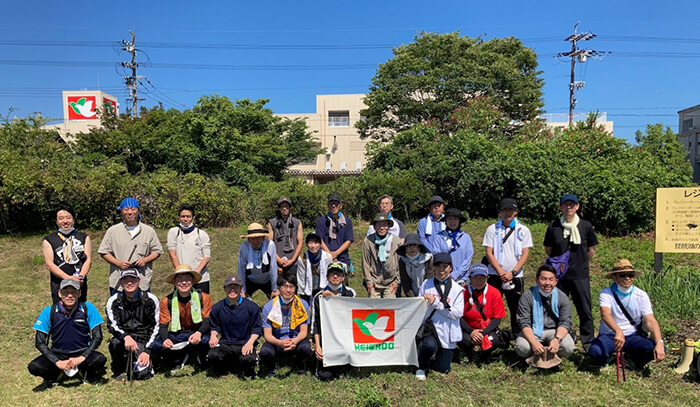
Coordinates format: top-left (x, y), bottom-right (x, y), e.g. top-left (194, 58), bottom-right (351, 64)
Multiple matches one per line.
top-left (28, 193), bottom-right (666, 385)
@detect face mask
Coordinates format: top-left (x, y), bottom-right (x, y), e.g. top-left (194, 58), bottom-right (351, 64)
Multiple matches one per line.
top-left (280, 295), bottom-right (294, 305)
top-left (327, 283), bottom-right (343, 291)
top-left (406, 253), bottom-right (420, 260)
top-left (538, 288), bottom-right (552, 297)
top-left (617, 284), bottom-right (633, 294)
top-left (58, 227), bottom-right (75, 235)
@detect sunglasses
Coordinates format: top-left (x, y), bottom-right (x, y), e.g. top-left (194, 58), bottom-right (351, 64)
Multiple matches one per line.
top-left (616, 273), bottom-right (635, 279)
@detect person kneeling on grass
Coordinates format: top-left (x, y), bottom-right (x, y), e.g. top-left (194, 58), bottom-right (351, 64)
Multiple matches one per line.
top-left (458, 264), bottom-right (510, 361)
top-left (415, 253), bottom-right (465, 380)
top-left (28, 279), bottom-right (106, 385)
top-left (515, 265), bottom-right (575, 369)
top-left (587, 259), bottom-right (665, 370)
top-left (260, 272), bottom-right (312, 377)
top-left (152, 265), bottom-right (212, 371)
top-left (208, 274), bottom-right (262, 377)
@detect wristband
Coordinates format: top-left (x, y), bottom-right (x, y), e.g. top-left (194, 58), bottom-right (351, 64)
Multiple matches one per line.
top-left (655, 339), bottom-right (664, 343)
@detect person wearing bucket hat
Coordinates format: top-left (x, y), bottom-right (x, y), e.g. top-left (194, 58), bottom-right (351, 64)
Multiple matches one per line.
top-left (367, 195), bottom-right (407, 243)
top-left (415, 252), bottom-right (465, 379)
top-left (514, 265), bottom-right (575, 367)
top-left (267, 197), bottom-right (305, 276)
top-left (435, 208), bottom-right (473, 284)
top-left (99, 197), bottom-right (163, 295)
top-left (28, 279), bottom-right (107, 384)
top-left (315, 193), bottom-right (355, 272)
top-left (167, 204), bottom-right (212, 293)
top-left (297, 232), bottom-right (334, 303)
top-left (362, 213), bottom-right (402, 298)
top-left (43, 205), bottom-right (92, 304)
top-left (457, 264), bottom-right (509, 361)
top-left (543, 193), bottom-right (598, 352)
top-left (207, 274), bottom-right (263, 377)
top-left (417, 195), bottom-right (446, 253)
top-left (105, 269), bottom-right (160, 380)
top-left (398, 233), bottom-right (434, 297)
top-left (483, 198), bottom-right (533, 336)
top-left (587, 259), bottom-right (665, 369)
top-left (237, 223), bottom-right (279, 299)
top-left (152, 265), bottom-right (212, 371)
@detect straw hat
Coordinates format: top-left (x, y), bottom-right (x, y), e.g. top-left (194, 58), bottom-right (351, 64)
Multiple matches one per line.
top-left (604, 259), bottom-right (643, 279)
top-left (166, 264), bottom-right (202, 284)
top-left (240, 222), bottom-right (269, 239)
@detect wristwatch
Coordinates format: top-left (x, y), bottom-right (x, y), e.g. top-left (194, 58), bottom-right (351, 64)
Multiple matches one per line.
top-left (554, 336), bottom-right (563, 342)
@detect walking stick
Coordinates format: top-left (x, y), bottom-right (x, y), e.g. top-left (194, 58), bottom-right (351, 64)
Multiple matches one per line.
top-left (127, 350), bottom-right (133, 383)
top-left (616, 350), bottom-right (626, 382)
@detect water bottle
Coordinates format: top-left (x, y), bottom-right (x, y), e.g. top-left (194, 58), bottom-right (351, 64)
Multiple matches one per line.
top-left (348, 260), bottom-right (355, 277)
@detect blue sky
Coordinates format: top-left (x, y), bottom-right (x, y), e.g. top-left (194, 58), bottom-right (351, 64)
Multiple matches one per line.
top-left (1, 1), bottom-right (698, 142)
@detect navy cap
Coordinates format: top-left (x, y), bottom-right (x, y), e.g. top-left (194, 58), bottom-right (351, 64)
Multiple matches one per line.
top-left (499, 198), bottom-right (518, 210)
top-left (305, 232), bottom-right (322, 244)
top-left (277, 197), bottom-right (292, 206)
top-left (327, 193), bottom-right (342, 204)
top-left (469, 264), bottom-right (488, 277)
top-left (427, 195), bottom-right (444, 206)
top-left (560, 193), bottom-right (579, 204)
top-left (432, 252), bottom-right (452, 265)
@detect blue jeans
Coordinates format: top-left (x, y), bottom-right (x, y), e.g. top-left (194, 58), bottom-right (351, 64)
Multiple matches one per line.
top-left (588, 333), bottom-right (660, 368)
top-left (417, 335), bottom-right (453, 373)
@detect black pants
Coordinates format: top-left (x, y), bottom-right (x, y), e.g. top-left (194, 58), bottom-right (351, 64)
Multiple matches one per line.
top-left (245, 278), bottom-right (272, 299)
top-left (487, 275), bottom-right (523, 335)
top-left (28, 350), bottom-right (106, 382)
top-left (107, 337), bottom-right (153, 379)
top-left (317, 363), bottom-right (346, 381)
top-left (457, 328), bottom-right (508, 357)
top-left (194, 281), bottom-right (210, 294)
top-left (259, 340), bottom-right (312, 372)
top-left (207, 343), bottom-right (257, 376)
top-left (51, 277), bottom-right (88, 304)
top-left (557, 278), bottom-right (594, 351)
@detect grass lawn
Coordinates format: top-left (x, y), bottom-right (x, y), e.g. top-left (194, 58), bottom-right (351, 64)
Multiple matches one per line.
top-left (2, 219), bottom-right (699, 406)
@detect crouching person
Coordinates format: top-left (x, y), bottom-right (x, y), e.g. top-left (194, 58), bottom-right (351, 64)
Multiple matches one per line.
top-left (153, 265), bottom-right (212, 371)
top-left (416, 253), bottom-right (465, 380)
top-left (208, 274), bottom-right (262, 377)
top-left (587, 259), bottom-right (665, 370)
top-left (458, 264), bottom-right (509, 361)
top-left (515, 265), bottom-right (575, 367)
top-left (312, 263), bottom-right (357, 381)
top-left (260, 273), bottom-right (312, 377)
top-left (28, 279), bottom-right (106, 384)
top-left (105, 269), bottom-right (160, 380)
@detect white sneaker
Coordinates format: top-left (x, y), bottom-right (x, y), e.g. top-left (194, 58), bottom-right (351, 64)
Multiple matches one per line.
top-left (415, 369), bottom-right (426, 380)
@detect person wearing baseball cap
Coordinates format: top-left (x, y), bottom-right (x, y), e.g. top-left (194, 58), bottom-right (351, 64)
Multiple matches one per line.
top-left (543, 193), bottom-right (599, 352)
top-left (267, 197), bottom-right (305, 276)
top-left (363, 213), bottom-right (402, 298)
top-left (105, 269), bottom-right (160, 380)
top-left (153, 265), bottom-right (213, 371)
top-left (237, 222), bottom-right (279, 299)
top-left (315, 193), bottom-right (355, 273)
top-left (482, 198), bottom-right (533, 336)
top-left (207, 274), bottom-right (263, 377)
top-left (417, 195), bottom-right (446, 254)
top-left (435, 208), bottom-right (473, 284)
top-left (28, 279), bottom-right (107, 384)
top-left (98, 197), bottom-right (163, 295)
top-left (587, 259), bottom-right (665, 369)
top-left (297, 232), bottom-right (334, 303)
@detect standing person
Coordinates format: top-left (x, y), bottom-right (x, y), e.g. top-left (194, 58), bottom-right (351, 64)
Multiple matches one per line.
top-left (259, 273), bottom-right (312, 377)
top-left (311, 263), bottom-right (356, 381)
top-left (514, 265), bottom-right (576, 365)
top-left (366, 195), bottom-right (407, 243)
top-left (417, 196), bottom-right (446, 253)
top-left (153, 265), bottom-right (213, 370)
top-left (28, 279), bottom-right (106, 384)
top-left (167, 204), bottom-right (212, 293)
top-left (435, 208), bottom-right (473, 284)
top-left (544, 193), bottom-right (599, 351)
top-left (238, 222), bottom-right (279, 299)
top-left (267, 197), bottom-right (304, 276)
top-left (98, 197), bottom-right (163, 295)
top-left (483, 198), bottom-right (533, 335)
top-left (362, 213), bottom-right (402, 298)
top-left (315, 194), bottom-right (354, 274)
top-left (43, 205), bottom-right (92, 303)
top-left (297, 232), bottom-right (334, 303)
top-left (105, 269), bottom-right (160, 380)
top-left (398, 233), bottom-right (434, 298)
top-left (415, 253), bottom-right (465, 380)
top-left (588, 259), bottom-right (665, 369)
top-left (207, 274), bottom-right (263, 377)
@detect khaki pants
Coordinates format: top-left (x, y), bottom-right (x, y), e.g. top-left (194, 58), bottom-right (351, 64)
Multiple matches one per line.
top-left (369, 286), bottom-right (396, 299)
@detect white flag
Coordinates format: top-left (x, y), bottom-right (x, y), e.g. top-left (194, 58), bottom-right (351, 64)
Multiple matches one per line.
top-left (320, 297), bottom-right (428, 367)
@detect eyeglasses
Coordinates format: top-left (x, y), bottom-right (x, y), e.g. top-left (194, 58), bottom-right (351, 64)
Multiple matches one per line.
top-left (617, 273), bottom-right (635, 279)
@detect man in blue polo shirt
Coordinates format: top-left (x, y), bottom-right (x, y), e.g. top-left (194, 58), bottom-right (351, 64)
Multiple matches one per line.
top-left (207, 274), bottom-right (263, 377)
top-left (315, 194), bottom-right (354, 272)
top-left (28, 279), bottom-right (106, 384)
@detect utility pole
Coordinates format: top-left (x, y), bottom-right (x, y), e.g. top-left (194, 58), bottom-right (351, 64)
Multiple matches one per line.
top-left (557, 22), bottom-right (600, 126)
top-left (121, 31), bottom-right (144, 117)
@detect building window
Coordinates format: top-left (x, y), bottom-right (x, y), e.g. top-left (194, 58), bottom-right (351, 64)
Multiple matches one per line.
top-left (682, 118), bottom-right (694, 133)
top-left (328, 110), bottom-right (350, 127)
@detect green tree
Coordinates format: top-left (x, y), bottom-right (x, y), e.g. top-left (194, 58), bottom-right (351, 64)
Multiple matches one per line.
top-left (357, 32), bottom-right (544, 141)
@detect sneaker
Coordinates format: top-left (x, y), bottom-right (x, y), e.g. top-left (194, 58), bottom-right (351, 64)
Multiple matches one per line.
top-left (266, 369), bottom-right (278, 378)
top-left (415, 369), bottom-right (426, 380)
top-left (114, 373), bottom-right (127, 382)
